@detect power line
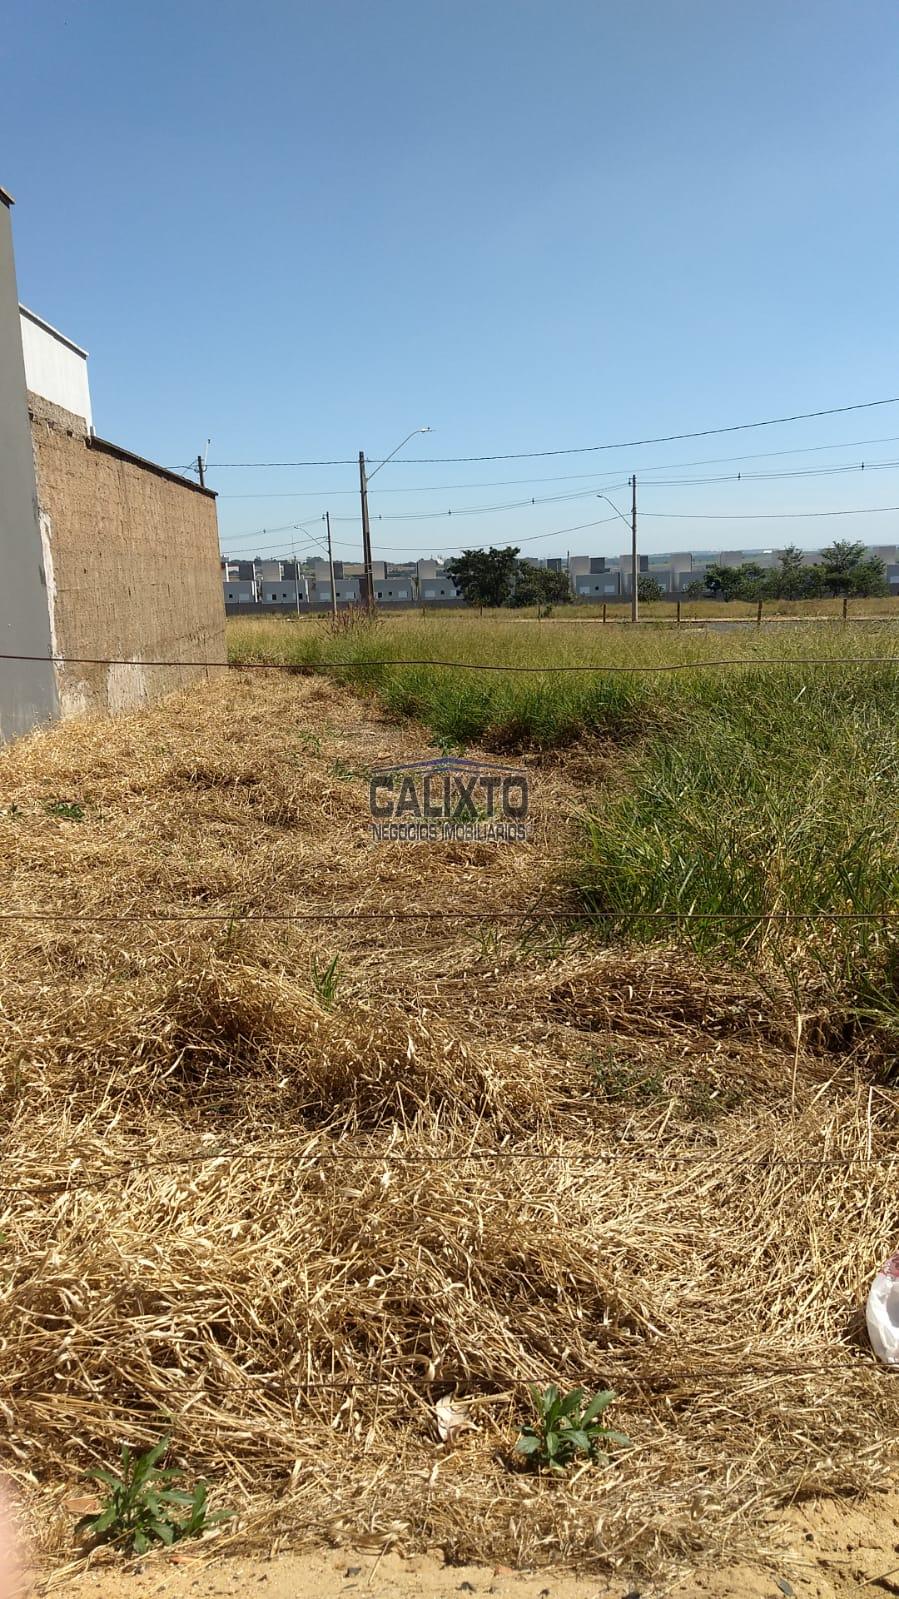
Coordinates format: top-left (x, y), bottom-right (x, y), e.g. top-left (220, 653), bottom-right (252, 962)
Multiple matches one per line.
top-left (213, 434), bottom-right (899, 500)
top-left (637, 460), bottom-right (899, 488)
top-left (221, 492), bottom-right (631, 542)
top-left (219, 444), bottom-right (899, 498)
top-left (194, 394), bottom-right (899, 468)
top-left (643, 504), bottom-right (899, 520)
top-left (217, 464), bottom-right (899, 552)
top-left (219, 514), bottom-right (623, 561)
top-left (308, 459), bottom-right (899, 514)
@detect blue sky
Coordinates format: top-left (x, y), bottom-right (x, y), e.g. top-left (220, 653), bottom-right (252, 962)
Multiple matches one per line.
top-left (3, 0), bottom-right (899, 564)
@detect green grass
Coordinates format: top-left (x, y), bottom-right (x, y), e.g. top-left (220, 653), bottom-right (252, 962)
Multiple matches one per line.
top-left (578, 667), bottom-right (899, 1033)
top-left (228, 611), bottom-right (899, 749)
top-left (228, 614), bottom-right (899, 1050)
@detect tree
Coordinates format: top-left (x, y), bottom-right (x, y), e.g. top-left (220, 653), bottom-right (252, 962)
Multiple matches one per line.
top-left (682, 578), bottom-right (707, 600)
top-left (817, 540), bottom-right (888, 597)
top-left (772, 544), bottom-right (809, 599)
top-left (704, 561), bottom-right (766, 601)
top-left (509, 565), bottom-right (573, 609)
top-left (637, 575), bottom-right (664, 603)
top-left (848, 558), bottom-right (890, 597)
top-left (761, 547), bottom-right (825, 600)
top-left (443, 546), bottom-right (520, 609)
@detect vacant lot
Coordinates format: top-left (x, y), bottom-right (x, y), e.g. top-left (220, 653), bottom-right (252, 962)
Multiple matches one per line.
top-left (1, 635), bottom-right (898, 1588)
top-left (230, 614), bottom-right (899, 1055)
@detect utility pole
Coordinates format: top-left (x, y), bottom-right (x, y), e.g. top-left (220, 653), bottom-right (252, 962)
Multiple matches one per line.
top-left (325, 510), bottom-right (338, 623)
top-left (630, 473), bottom-right (639, 624)
top-left (196, 454), bottom-right (205, 490)
top-left (291, 536), bottom-right (301, 620)
top-left (359, 450), bottom-right (375, 615)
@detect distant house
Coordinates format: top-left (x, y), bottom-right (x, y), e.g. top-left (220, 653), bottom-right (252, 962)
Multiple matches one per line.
top-left (574, 573), bottom-right (619, 598)
top-left (374, 582), bottom-right (413, 602)
top-left (311, 578), bottom-right (360, 604)
top-left (223, 579), bottom-right (255, 604)
top-left (420, 580), bottom-right (461, 602)
top-left (260, 579), bottom-right (306, 605)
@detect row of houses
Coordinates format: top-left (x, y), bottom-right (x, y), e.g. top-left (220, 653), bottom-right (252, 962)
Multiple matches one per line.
top-left (568, 547), bottom-right (899, 597)
top-left (222, 556), bottom-right (462, 607)
top-left (222, 544), bottom-right (899, 608)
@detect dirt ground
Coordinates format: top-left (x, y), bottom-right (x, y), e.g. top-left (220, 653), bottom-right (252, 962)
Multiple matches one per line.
top-left (42, 1490), bottom-right (899, 1599)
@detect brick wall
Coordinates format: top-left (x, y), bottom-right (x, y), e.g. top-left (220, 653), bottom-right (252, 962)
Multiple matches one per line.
top-left (30, 398), bottom-right (226, 716)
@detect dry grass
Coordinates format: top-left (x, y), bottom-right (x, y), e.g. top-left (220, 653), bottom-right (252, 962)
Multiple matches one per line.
top-left (0, 671), bottom-right (897, 1581)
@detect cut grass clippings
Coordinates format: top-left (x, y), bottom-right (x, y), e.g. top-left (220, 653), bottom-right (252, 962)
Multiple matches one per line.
top-left (1, 670), bottom-right (899, 1581)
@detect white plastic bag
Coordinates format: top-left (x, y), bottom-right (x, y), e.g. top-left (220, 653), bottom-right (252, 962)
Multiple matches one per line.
top-left (866, 1251), bottom-right (899, 1366)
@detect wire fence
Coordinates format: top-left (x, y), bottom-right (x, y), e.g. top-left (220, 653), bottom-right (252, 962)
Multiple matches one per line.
top-left (0, 908), bottom-right (897, 923)
top-left (2, 1146), bottom-right (897, 1205)
top-left (2, 649), bottom-right (899, 675)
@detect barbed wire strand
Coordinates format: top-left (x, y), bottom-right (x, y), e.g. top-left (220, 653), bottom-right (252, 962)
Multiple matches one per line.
top-left (0, 908), bottom-right (897, 923)
top-left (3, 651), bottom-right (899, 676)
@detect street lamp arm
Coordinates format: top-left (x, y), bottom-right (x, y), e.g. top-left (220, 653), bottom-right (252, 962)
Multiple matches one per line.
top-left (595, 492), bottom-right (631, 531)
top-left (366, 426), bottom-right (432, 482)
top-left (596, 484), bottom-right (639, 623)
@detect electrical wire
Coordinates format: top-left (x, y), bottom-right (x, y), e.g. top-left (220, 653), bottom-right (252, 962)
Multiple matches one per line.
top-left (220, 514), bottom-right (623, 562)
top-left (211, 434), bottom-right (899, 499)
top-left (216, 460), bottom-right (899, 552)
top-left (643, 505), bottom-right (899, 520)
top-left (192, 394), bottom-right (899, 468)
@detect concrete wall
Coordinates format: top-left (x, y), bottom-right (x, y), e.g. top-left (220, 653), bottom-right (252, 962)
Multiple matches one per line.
top-left (20, 306), bottom-right (92, 429)
top-left (30, 402), bottom-right (225, 716)
top-left (0, 191), bottom-right (59, 741)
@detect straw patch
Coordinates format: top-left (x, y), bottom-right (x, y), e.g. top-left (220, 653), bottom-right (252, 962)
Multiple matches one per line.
top-left (0, 673), bottom-right (896, 1581)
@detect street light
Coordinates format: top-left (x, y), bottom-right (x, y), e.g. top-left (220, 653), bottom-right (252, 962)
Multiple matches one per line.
top-left (367, 427), bottom-right (432, 481)
top-left (596, 478), bottom-right (638, 623)
top-left (359, 427), bottom-right (432, 612)
top-left (287, 519), bottom-right (339, 622)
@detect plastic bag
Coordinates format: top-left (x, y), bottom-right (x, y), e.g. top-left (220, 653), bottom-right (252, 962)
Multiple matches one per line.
top-left (866, 1251), bottom-right (899, 1366)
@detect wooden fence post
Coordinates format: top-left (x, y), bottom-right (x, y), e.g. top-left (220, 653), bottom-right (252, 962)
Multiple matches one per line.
top-left (756, 597), bottom-right (763, 627)
top-left (842, 595), bottom-right (849, 624)
top-left (676, 600), bottom-right (681, 628)
top-left (602, 602), bottom-right (607, 625)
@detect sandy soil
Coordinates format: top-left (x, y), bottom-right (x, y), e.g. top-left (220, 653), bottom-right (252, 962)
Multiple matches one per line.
top-left (43, 1490), bottom-right (899, 1599)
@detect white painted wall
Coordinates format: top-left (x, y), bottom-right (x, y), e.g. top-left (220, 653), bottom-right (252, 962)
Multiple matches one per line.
top-left (19, 305), bottom-right (92, 428)
top-left (0, 200), bottom-right (60, 741)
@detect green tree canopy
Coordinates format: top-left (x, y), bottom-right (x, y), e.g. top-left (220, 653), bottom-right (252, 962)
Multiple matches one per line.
top-left (819, 540), bottom-right (888, 597)
top-left (703, 561), bottom-right (766, 601)
top-left (510, 564), bottom-right (573, 609)
top-left (773, 545), bottom-right (809, 597)
top-left (443, 546), bottom-right (520, 609)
